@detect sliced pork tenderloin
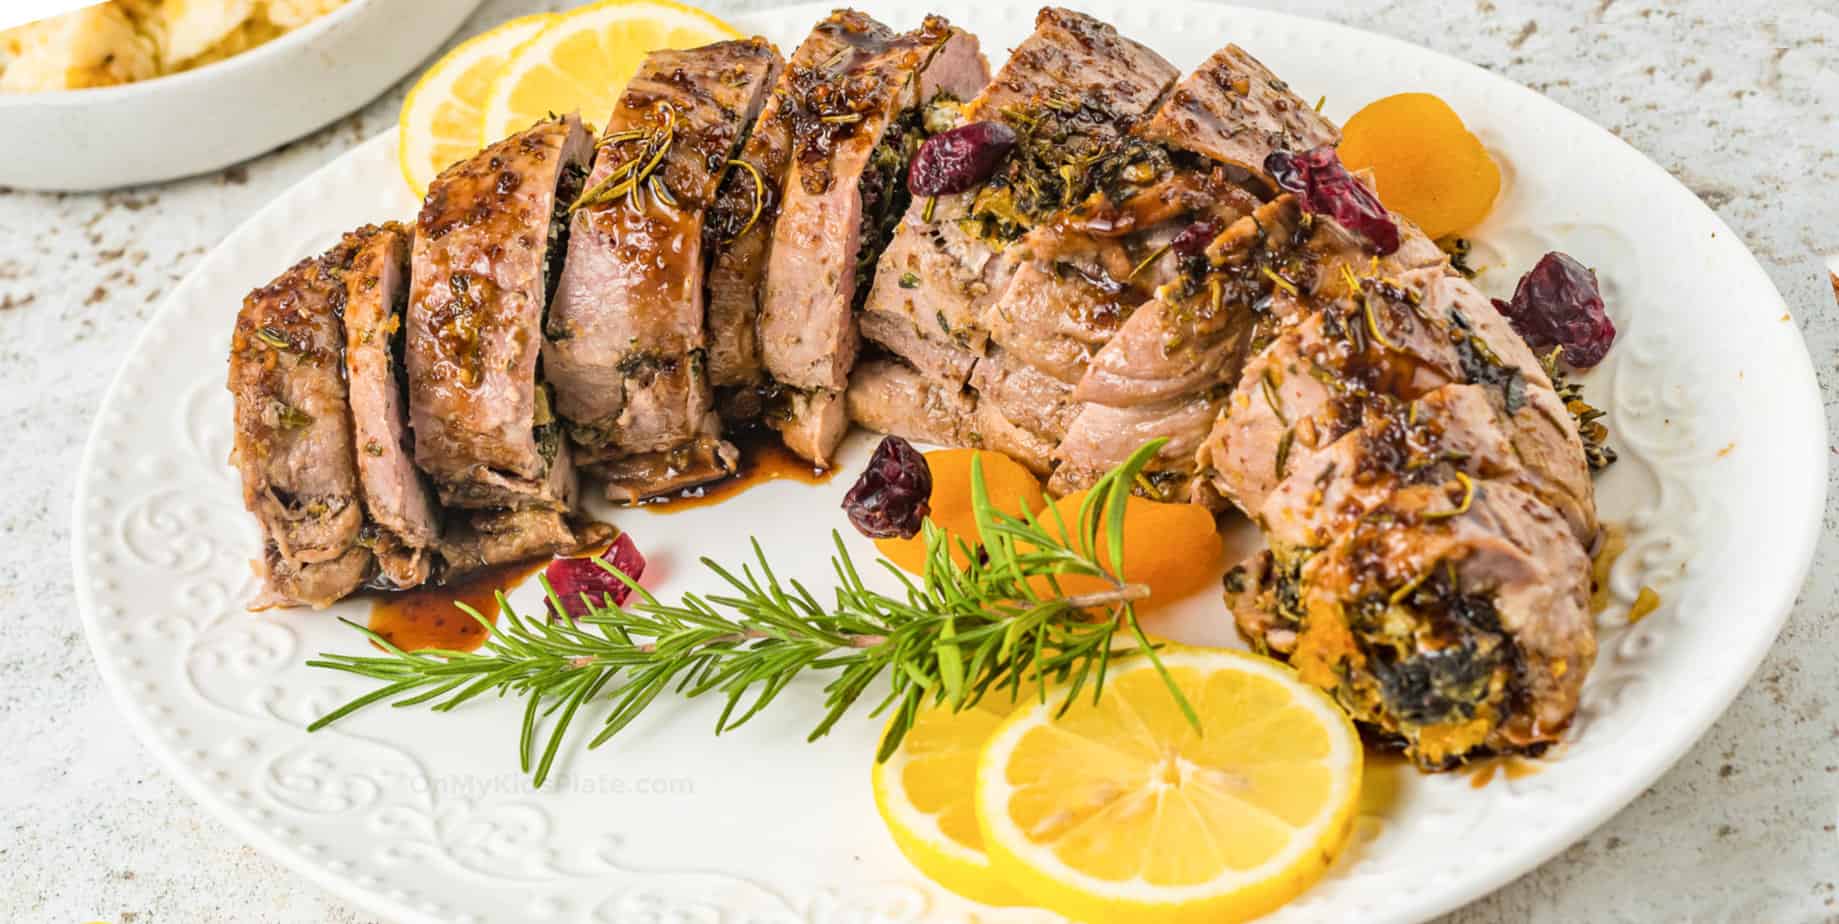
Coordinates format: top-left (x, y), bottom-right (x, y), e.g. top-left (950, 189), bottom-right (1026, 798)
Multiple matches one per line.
top-left (1047, 394), bottom-right (1227, 507)
top-left (544, 40), bottom-right (781, 501)
top-left (968, 348), bottom-right (1080, 443)
top-left (705, 38), bottom-right (801, 420)
top-left (230, 231), bottom-right (374, 608)
top-left (342, 222), bottom-right (441, 589)
top-left (1200, 268), bottom-right (1563, 519)
top-left (1259, 383), bottom-right (1596, 554)
top-left (407, 114), bottom-right (593, 512)
top-left (758, 12), bottom-right (987, 465)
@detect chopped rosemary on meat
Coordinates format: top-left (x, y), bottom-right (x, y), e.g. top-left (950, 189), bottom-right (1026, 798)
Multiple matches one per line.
top-left (958, 100), bottom-right (1170, 245)
top-left (305, 441), bottom-right (1198, 787)
top-left (255, 326), bottom-right (292, 351)
top-left (570, 102), bottom-right (679, 214)
top-left (273, 402), bottom-right (313, 430)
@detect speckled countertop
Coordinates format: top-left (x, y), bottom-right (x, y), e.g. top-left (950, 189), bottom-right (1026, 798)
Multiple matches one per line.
top-left (3, 0), bottom-right (1834, 921)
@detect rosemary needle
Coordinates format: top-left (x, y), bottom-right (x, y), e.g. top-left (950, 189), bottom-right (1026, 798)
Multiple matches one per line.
top-left (306, 440), bottom-right (1198, 787)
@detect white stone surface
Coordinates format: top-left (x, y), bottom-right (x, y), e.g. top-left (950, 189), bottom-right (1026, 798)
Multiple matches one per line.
top-left (2, 0), bottom-right (1834, 921)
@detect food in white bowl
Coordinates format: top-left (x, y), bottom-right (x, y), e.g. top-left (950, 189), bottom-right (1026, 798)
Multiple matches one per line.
top-left (0, 0), bottom-right (350, 93)
top-left (0, 0), bottom-right (482, 191)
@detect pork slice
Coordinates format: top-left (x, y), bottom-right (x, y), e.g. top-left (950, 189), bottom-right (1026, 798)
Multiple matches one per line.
top-left (545, 40), bottom-right (780, 465)
top-left (1049, 394), bottom-right (1226, 509)
top-left (1290, 481), bottom-right (1593, 767)
top-left (1408, 267), bottom-right (1556, 393)
top-left (771, 389), bottom-right (849, 469)
top-left (705, 41), bottom-right (797, 398)
top-left (968, 348), bottom-right (1080, 441)
top-left (759, 14), bottom-right (987, 394)
top-left (1199, 279), bottom-right (1471, 517)
top-left (858, 309), bottom-right (979, 384)
top-left (862, 195), bottom-right (1009, 364)
top-left (980, 258), bottom-right (1135, 384)
top-left (229, 228), bottom-right (374, 606)
top-left (249, 546), bottom-right (374, 612)
top-left (845, 358), bottom-right (977, 447)
top-left (408, 114), bottom-right (593, 511)
top-left (590, 433), bottom-right (742, 504)
top-left (1261, 383), bottom-right (1596, 551)
top-left (1201, 261), bottom-right (1572, 515)
top-left (860, 7), bottom-right (1178, 372)
top-left (1137, 43), bottom-right (1340, 189)
top-left (438, 509), bottom-right (615, 577)
top-left (342, 221), bottom-right (441, 589)
top-left (971, 401), bottom-right (1057, 476)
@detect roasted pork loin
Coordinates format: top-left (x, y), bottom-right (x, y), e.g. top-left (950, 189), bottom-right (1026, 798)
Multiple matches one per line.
top-left (225, 15), bottom-right (1607, 771)
top-left (407, 114), bottom-right (592, 513)
top-left (545, 40), bottom-right (782, 502)
top-left (757, 11), bottom-right (988, 467)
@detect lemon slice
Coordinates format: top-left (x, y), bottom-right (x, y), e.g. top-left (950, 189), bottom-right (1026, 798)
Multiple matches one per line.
top-left (872, 701), bottom-right (1027, 907)
top-left (976, 648), bottom-right (1362, 924)
top-left (479, 0), bottom-right (743, 147)
top-left (397, 13), bottom-right (558, 197)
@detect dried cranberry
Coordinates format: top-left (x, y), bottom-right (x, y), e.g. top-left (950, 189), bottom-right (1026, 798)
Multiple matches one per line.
top-left (1492, 251), bottom-right (1617, 368)
top-left (547, 531), bottom-right (647, 620)
top-left (842, 436), bottom-right (932, 539)
top-left (1169, 218), bottom-right (1223, 259)
top-left (1263, 146), bottom-right (1400, 255)
top-left (908, 121), bottom-right (1017, 196)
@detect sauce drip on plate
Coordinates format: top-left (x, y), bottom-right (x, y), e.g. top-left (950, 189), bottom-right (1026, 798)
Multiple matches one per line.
top-left (367, 559), bottom-right (546, 653)
top-left (635, 427), bottom-right (835, 512)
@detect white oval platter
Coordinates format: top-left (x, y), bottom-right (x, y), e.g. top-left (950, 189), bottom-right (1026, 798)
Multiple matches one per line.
top-left (71, 2), bottom-right (1825, 922)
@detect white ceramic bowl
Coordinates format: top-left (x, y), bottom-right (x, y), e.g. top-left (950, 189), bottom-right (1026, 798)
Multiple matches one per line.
top-left (0, 0), bottom-right (485, 191)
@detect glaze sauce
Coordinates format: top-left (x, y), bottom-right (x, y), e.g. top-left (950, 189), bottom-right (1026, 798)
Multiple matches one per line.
top-left (633, 428), bottom-right (835, 513)
top-left (1464, 756), bottom-right (1543, 788)
top-left (367, 559), bottom-right (546, 653)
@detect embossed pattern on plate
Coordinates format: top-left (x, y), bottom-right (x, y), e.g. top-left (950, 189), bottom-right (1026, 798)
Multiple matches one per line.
top-left (72, 3), bottom-right (1824, 923)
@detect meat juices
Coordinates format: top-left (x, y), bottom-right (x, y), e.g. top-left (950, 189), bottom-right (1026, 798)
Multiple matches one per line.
top-left (758, 11), bottom-right (988, 467)
top-left (407, 114), bottom-right (593, 513)
top-left (545, 40), bottom-right (782, 502)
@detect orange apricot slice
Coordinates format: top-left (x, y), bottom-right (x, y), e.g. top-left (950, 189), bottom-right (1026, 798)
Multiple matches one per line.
top-left (1338, 92), bottom-right (1501, 239)
top-left (875, 448), bottom-right (1045, 576)
top-left (1029, 490), bottom-right (1223, 612)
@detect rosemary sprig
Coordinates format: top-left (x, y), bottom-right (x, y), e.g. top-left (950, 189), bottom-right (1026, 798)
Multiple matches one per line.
top-left (307, 441), bottom-right (1197, 786)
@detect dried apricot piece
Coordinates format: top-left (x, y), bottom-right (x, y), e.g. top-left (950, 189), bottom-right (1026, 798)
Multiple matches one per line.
top-left (875, 448), bottom-right (1045, 576)
top-left (1338, 93), bottom-right (1500, 239)
top-left (1029, 491), bottom-right (1223, 613)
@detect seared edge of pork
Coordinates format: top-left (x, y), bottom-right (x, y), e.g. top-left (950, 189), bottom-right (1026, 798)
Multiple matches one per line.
top-left (1136, 43), bottom-right (1341, 189)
